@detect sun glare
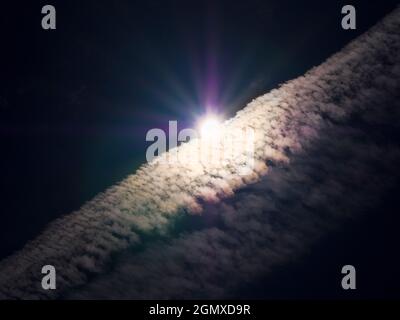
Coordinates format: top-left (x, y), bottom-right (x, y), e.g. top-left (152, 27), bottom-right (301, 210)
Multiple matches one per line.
top-left (199, 115), bottom-right (221, 139)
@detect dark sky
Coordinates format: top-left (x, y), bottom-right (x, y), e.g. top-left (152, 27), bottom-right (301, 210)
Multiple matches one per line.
top-left (0, 0), bottom-right (399, 298)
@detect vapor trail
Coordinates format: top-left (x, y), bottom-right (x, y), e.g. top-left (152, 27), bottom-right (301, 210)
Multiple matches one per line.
top-left (1, 7), bottom-right (399, 299)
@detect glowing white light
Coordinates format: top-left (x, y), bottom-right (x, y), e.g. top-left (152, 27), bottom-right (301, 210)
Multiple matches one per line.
top-left (199, 116), bottom-right (221, 139)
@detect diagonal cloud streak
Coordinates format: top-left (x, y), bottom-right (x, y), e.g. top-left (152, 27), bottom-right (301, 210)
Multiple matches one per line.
top-left (1, 7), bottom-right (400, 299)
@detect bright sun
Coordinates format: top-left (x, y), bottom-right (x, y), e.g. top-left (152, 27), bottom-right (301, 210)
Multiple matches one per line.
top-left (199, 115), bottom-right (221, 139)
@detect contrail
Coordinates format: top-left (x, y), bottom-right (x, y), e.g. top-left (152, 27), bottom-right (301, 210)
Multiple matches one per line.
top-left (1, 7), bottom-right (399, 299)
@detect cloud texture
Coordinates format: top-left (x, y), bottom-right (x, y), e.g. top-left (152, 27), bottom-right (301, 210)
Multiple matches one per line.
top-left (1, 7), bottom-right (400, 299)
